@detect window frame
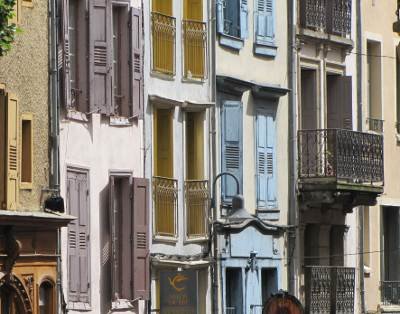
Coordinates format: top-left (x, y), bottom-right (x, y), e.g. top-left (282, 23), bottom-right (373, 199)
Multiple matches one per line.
top-left (20, 113), bottom-right (33, 190)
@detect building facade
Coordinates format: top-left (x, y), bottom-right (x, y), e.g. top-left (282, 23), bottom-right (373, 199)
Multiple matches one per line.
top-left (143, 0), bottom-right (213, 312)
top-left (58, 0), bottom-right (149, 313)
top-left (0, 0), bottom-right (73, 312)
top-left (214, 0), bottom-right (290, 312)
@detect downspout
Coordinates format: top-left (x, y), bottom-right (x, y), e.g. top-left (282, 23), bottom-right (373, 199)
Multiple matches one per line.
top-left (49, 0), bottom-right (62, 312)
top-left (356, 0), bottom-right (365, 312)
top-left (287, 0), bottom-right (297, 296)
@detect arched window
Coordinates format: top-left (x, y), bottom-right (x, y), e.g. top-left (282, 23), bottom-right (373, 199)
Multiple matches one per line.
top-left (39, 281), bottom-right (55, 314)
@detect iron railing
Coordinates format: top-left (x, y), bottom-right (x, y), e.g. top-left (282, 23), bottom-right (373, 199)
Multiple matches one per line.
top-left (185, 180), bottom-right (209, 238)
top-left (305, 266), bottom-right (355, 314)
top-left (382, 281), bottom-right (400, 306)
top-left (153, 176), bottom-right (178, 237)
top-left (183, 20), bottom-right (207, 80)
top-left (226, 307), bottom-right (236, 314)
top-left (151, 12), bottom-right (176, 75)
top-left (367, 118), bottom-right (384, 133)
top-left (300, 0), bottom-right (351, 37)
top-left (298, 129), bottom-right (384, 185)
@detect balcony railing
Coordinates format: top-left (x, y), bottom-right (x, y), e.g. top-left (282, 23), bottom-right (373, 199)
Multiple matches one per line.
top-left (226, 307), bottom-right (236, 314)
top-left (382, 281), bottom-right (400, 306)
top-left (183, 20), bottom-right (207, 80)
top-left (305, 266), bottom-right (355, 314)
top-left (152, 12), bottom-right (176, 75)
top-left (298, 129), bottom-right (384, 186)
top-left (300, 0), bottom-right (351, 37)
top-left (153, 176), bottom-right (178, 237)
top-left (185, 180), bottom-right (209, 238)
top-left (367, 118), bottom-right (384, 133)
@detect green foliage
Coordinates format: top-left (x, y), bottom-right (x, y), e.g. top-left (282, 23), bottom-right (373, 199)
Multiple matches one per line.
top-left (0, 0), bottom-right (17, 56)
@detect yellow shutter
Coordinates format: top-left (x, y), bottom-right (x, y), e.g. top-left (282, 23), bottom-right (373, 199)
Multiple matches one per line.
top-left (152, 0), bottom-right (172, 15)
top-left (155, 109), bottom-right (173, 178)
top-left (184, 0), bottom-right (203, 20)
top-left (186, 112), bottom-right (204, 180)
top-left (5, 93), bottom-right (18, 210)
top-left (10, 0), bottom-right (21, 25)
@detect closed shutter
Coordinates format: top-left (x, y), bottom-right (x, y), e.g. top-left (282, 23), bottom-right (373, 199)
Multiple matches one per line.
top-left (76, 0), bottom-right (89, 112)
top-left (256, 113), bottom-right (277, 209)
top-left (131, 8), bottom-right (143, 118)
top-left (89, 0), bottom-right (112, 115)
top-left (240, 0), bottom-right (248, 38)
top-left (255, 0), bottom-right (274, 44)
top-left (5, 93), bottom-right (18, 210)
top-left (221, 101), bottom-right (242, 203)
top-left (216, 0), bottom-right (224, 33)
top-left (61, 0), bottom-right (71, 108)
top-left (327, 76), bottom-right (353, 129)
top-left (109, 176), bottom-right (117, 298)
top-left (132, 177), bottom-right (150, 300)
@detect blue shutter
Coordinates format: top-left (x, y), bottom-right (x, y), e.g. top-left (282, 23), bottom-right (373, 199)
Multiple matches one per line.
top-left (256, 113), bottom-right (276, 209)
top-left (240, 0), bottom-right (249, 38)
top-left (221, 101), bottom-right (243, 203)
top-left (216, 0), bottom-right (224, 33)
top-left (255, 0), bottom-right (274, 44)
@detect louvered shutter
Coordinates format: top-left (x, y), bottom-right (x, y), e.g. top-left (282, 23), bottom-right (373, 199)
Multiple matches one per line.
top-left (61, 0), bottom-right (71, 108)
top-left (76, 0), bottom-right (89, 112)
top-left (341, 76), bottom-right (353, 130)
top-left (131, 8), bottom-right (143, 118)
top-left (327, 76), bottom-right (353, 129)
top-left (5, 94), bottom-right (18, 210)
top-left (240, 0), bottom-right (249, 38)
top-left (120, 178), bottom-right (132, 299)
top-left (109, 176), bottom-right (117, 298)
top-left (132, 178), bottom-right (150, 300)
top-left (256, 0), bottom-right (274, 44)
top-left (257, 113), bottom-right (277, 209)
top-left (89, 0), bottom-right (112, 115)
top-left (221, 101), bottom-right (242, 203)
top-left (216, 0), bottom-right (224, 33)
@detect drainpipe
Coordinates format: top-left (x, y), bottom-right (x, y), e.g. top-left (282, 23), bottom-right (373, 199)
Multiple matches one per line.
top-left (356, 0), bottom-right (365, 312)
top-left (287, 0), bottom-right (298, 296)
top-left (49, 0), bottom-right (62, 312)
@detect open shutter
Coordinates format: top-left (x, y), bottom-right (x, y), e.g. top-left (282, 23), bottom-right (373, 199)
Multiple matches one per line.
top-left (61, 0), bottom-right (71, 108)
top-left (256, 0), bottom-right (274, 44)
top-left (89, 0), bottom-right (112, 115)
top-left (5, 93), bottom-right (18, 210)
top-left (327, 76), bottom-right (353, 129)
top-left (221, 101), bottom-right (242, 203)
top-left (265, 114), bottom-right (277, 208)
top-left (240, 0), bottom-right (248, 38)
top-left (216, 0), bottom-right (224, 33)
top-left (341, 76), bottom-right (353, 130)
top-left (132, 177), bottom-right (150, 300)
top-left (109, 176), bottom-right (117, 298)
top-left (131, 8), bottom-right (143, 118)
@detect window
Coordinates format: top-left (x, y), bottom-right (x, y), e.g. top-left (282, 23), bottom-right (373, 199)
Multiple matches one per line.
top-left (21, 114), bottom-right (32, 189)
top-left (261, 269), bottom-right (278, 305)
top-left (183, 0), bottom-right (206, 79)
top-left (153, 108), bottom-right (177, 237)
top-left (225, 268), bottom-right (243, 313)
top-left (39, 281), bottom-right (55, 314)
top-left (254, 0), bottom-right (276, 56)
top-left (152, 0), bottom-right (176, 75)
top-left (185, 111), bottom-right (208, 238)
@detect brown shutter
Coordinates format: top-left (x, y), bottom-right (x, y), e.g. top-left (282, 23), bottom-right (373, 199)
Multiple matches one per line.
top-left (76, 0), bottom-right (89, 112)
top-left (327, 76), bottom-right (353, 130)
top-left (118, 6), bottom-right (131, 117)
top-left (132, 177), bottom-right (150, 300)
top-left (341, 76), bottom-right (353, 130)
top-left (61, 0), bottom-right (72, 108)
top-left (131, 8), bottom-right (143, 118)
top-left (89, 0), bottom-right (113, 115)
top-left (109, 176), bottom-right (118, 298)
top-left (5, 93), bottom-right (18, 210)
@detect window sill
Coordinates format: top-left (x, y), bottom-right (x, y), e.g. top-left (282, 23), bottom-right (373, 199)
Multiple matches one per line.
top-left (254, 42), bottom-right (277, 57)
top-left (184, 236), bottom-right (208, 244)
top-left (66, 109), bottom-right (89, 122)
top-left (111, 299), bottom-right (136, 310)
top-left (67, 302), bottom-right (91, 311)
top-left (219, 33), bottom-right (244, 50)
top-left (151, 70), bottom-right (175, 81)
top-left (20, 182), bottom-right (33, 190)
top-left (182, 76), bottom-right (206, 84)
top-left (153, 234), bottom-right (178, 244)
top-left (109, 116), bottom-right (132, 127)
top-left (22, 0), bottom-right (34, 7)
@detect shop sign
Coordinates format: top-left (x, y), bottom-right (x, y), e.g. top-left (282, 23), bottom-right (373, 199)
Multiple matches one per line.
top-left (160, 270), bottom-right (198, 314)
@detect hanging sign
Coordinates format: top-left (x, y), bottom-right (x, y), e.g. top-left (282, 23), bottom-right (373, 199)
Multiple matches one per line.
top-left (160, 270), bottom-right (198, 314)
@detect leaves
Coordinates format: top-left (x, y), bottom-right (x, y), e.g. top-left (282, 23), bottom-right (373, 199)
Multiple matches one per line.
top-left (0, 0), bottom-right (17, 56)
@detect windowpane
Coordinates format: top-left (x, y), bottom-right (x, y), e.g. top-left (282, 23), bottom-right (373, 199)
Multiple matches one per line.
top-left (224, 0), bottom-right (240, 37)
top-left (226, 268), bottom-right (243, 313)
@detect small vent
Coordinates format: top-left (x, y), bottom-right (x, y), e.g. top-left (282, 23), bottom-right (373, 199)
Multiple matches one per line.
top-left (9, 145), bottom-right (17, 171)
top-left (69, 231), bottom-right (77, 249)
top-left (136, 232), bottom-right (146, 249)
top-left (134, 53), bottom-right (141, 73)
top-left (79, 232), bottom-right (87, 249)
top-left (226, 145), bottom-right (240, 169)
top-left (258, 152), bottom-right (265, 174)
top-left (266, 152), bottom-right (273, 175)
top-left (94, 46), bottom-right (107, 67)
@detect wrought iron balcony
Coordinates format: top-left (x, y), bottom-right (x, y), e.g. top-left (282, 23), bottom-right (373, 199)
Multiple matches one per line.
top-left (382, 281), bottom-right (400, 306)
top-left (153, 176), bottom-right (178, 237)
top-left (185, 180), bottom-right (209, 238)
top-left (182, 20), bottom-right (207, 80)
top-left (299, 0), bottom-right (351, 37)
top-left (305, 266), bottom-right (355, 314)
top-left (367, 118), bottom-right (384, 133)
top-left (151, 12), bottom-right (176, 76)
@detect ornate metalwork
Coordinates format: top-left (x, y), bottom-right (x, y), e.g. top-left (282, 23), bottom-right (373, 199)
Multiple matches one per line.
top-left (300, 0), bottom-right (327, 31)
top-left (153, 176), bottom-right (178, 237)
top-left (330, 0), bottom-right (352, 37)
top-left (298, 129), bottom-right (384, 186)
top-left (182, 20), bottom-right (207, 79)
top-left (367, 117), bottom-right (384, 133)
top-left (382, 281), bottom-right (400, 305)
top-left (305, 266), bottom-right (355, 314)
top-left (185, 180), bottom-right (209, 238)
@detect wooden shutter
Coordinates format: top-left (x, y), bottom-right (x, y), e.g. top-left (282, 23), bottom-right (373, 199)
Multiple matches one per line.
top-left (109, 176), bottom-right (117, 298)
top-left (89, 0), bottom-right (112, 115)
top-left (132, 178), bottom-right (150, 300)
top-left (184, 0), bottom-right (203, 20)
top-left (76, 0), bottom-right (89, 112)
top-left (61, 0), bottom-right (71, 108)
top-left (256, 113), bottom-right (277, 209)
top-left (221, 101), bottom-right (242, 203)
top-left (327, 76), bottom-right (353, 130)
top-left (5, 93), bottom-right (18, 210)
top-left (216, 0), bottom-right (224, 33)
top-left (240, 0), bottom-right (248, 38)
top-left (256, 0), bottom-right (274, 44)
top-left (131, 7), bottom-right (143, 118)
